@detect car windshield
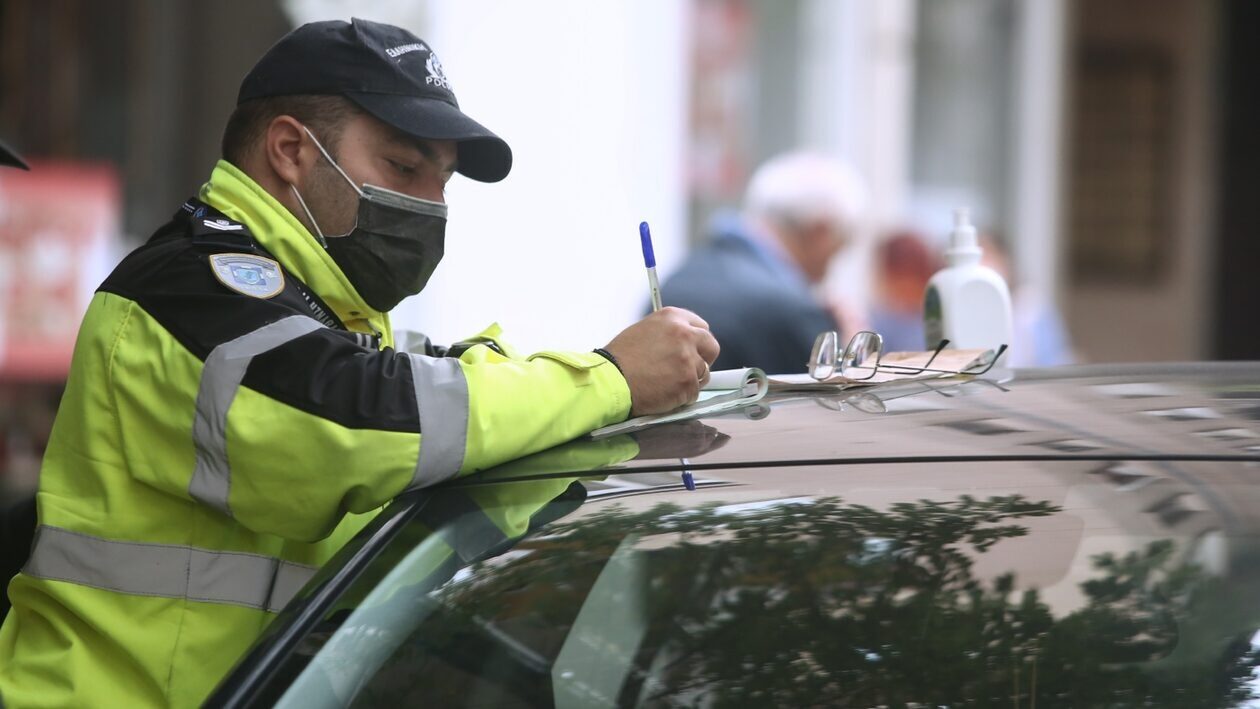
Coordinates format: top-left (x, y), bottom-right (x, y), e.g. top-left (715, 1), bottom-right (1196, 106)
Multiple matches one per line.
top-left (270, 458), bottom-right (1260, 708)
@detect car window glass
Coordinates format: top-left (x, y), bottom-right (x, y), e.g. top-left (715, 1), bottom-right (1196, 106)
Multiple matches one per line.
top-left (275, 473), bottom-right (1260, 708)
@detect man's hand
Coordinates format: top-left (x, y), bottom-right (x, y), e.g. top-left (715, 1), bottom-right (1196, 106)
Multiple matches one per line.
top-left (604, 307), bottom-right (720, 416)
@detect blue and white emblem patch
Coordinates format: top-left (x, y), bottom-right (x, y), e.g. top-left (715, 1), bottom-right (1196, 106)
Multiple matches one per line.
top-left (209, 253), bottom-right (284, 299)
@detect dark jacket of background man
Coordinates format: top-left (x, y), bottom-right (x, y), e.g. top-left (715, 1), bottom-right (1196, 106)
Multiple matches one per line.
top-left (659, 152), bottom-right (868, 374)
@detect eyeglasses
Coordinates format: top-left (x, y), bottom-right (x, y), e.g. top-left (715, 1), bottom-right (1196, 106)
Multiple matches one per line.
top-left (808, 330), bottom-right (1007, 382)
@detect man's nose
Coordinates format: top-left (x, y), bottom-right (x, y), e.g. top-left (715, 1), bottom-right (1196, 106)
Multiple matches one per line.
top-left (417, 180), bottom-right (446, 204)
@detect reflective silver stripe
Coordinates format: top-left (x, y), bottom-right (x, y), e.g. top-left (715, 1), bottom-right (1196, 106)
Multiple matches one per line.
top-left (406, 354), bottom-right (469, 487)
top-left (24, 526), bottom-right (317, 612)
top-left (189, 316), bottom-right (324, 516)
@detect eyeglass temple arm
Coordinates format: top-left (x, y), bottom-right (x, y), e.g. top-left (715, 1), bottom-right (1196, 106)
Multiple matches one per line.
top-left (922, 339), bottom-right (948, 368)
top-left (874, 342), bottom-right (1008, 377)
top-left (841, 338), bottom-right (947, 382)
top-left (868, 368), bottom-right (1013, 405)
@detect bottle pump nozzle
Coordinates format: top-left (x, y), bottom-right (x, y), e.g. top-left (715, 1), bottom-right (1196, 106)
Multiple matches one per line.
top-left (947, 207), bottom-right (981, 262)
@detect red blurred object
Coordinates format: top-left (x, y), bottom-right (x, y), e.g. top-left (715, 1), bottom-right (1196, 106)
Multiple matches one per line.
top-left (0, 161), bottom-right (121, 381)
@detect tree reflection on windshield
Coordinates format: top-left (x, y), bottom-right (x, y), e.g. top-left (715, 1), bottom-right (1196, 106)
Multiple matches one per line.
top-left (361, 494), bottom-right (1260, 707)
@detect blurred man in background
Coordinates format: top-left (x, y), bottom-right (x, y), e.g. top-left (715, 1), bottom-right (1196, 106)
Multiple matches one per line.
top-left (660, 152), bottom-right (867, 373)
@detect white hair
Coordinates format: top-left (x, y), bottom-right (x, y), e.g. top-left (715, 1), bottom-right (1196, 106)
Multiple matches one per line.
top-left (743, 152), bottom-right (868, 235)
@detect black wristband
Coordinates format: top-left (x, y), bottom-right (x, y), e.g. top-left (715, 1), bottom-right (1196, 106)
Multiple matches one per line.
top-left (592, 347), bottom-right (624, 374)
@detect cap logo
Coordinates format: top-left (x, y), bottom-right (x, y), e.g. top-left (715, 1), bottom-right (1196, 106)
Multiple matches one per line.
top-left (425, 52), bottom-right (452, 90)
top-left (385, 42), bottom-right (426, 59)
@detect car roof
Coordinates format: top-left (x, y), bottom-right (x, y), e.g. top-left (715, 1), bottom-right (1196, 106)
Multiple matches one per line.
top-left (449, 362), bottom-right (1260, 486)
top-left (208, 362), bottom-right (1260, 706)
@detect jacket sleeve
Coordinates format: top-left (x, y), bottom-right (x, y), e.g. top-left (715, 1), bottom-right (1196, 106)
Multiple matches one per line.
top-left (107, 300), bottom-right (624, 544)
top-left (225, 334), bottom-right (628, 541)
top-left (103, 282), bottom-right (629, 542)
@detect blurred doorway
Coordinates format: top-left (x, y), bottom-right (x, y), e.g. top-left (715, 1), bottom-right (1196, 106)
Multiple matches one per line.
top-left (1214, 0), bottom-right (1260, 360)
top-left (1062, 0), bottom-right (1217, 362)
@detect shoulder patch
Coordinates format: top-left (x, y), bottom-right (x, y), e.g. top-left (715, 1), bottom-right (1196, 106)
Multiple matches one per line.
top-left (202, 217), bottom-right (244, 232)
top-left (209, 253), bottom-right (285, 299)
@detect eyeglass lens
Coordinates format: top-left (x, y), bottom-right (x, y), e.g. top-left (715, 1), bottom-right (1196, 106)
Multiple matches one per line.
top-left (810, 331), bottom-right (839, 380)
top-left (842, 331), bottom-right (882, 372)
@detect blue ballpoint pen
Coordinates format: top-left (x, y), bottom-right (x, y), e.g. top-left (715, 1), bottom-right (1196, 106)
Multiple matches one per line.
top-left (640, 221), bottom-right (663, 311)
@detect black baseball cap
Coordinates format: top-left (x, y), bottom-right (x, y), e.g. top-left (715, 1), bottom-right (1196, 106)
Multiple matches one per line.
top-left (239, 18), bottom-right (511, 183)
top-left (0, 139), bottom-right (28, 170)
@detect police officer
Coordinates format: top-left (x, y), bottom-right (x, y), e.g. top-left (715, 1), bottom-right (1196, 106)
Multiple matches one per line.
top-left (0, 18), bottom-right (717, 707)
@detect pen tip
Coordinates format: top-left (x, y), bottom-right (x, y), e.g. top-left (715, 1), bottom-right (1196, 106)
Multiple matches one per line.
top-left (639, 221), bottom-right (650, 238)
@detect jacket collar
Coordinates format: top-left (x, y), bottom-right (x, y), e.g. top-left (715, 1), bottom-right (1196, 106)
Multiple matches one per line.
top-left (198, 160), bottom-right (392, 342)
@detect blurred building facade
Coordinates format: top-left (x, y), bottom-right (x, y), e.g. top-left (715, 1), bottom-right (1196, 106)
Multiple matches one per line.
top-left (682, 0), bottom-right (1233, 365)
top-left (1, 0), bottom-right (1258, 493)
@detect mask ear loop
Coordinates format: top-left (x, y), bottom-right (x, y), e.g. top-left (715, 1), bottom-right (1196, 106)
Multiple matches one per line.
top-left (289, 124), bottom-right (365, 248)
top-left (301, 126), bottom-right (364, 198)
top-left (289, 183), bottom-right (328, 248)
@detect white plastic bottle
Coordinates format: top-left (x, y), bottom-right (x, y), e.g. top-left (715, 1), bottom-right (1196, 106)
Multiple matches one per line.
top-left (923, 208), bottom-right (1013, 362)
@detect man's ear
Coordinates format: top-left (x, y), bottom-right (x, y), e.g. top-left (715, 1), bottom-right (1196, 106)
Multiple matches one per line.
top-left (264, 115), bottom-right (311, 187)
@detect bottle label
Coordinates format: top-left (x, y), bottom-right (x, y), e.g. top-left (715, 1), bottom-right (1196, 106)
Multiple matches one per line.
top-left (923, 286), bottom-right (943, 349)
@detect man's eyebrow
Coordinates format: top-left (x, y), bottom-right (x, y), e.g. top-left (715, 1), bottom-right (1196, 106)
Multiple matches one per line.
top-left (389, 134), bottom-right (457, 174)
top-left (416, 141), bottom-right (458, 174)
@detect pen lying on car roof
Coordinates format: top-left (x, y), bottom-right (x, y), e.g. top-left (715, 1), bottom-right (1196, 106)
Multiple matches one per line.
top-left (640, 221), bottom-right (663, 312)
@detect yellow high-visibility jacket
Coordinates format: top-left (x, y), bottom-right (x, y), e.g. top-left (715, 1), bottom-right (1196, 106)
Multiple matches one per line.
top-left (0, 161), bottom-right (630, 707)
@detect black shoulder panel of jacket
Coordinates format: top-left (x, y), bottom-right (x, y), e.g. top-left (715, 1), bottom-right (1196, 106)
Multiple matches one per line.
top-left (99, 199), bottom-right (421, 433)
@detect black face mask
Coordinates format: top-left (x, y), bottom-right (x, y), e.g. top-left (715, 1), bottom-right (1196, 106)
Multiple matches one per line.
top-left (290, 126), bottom-right (448, 312)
